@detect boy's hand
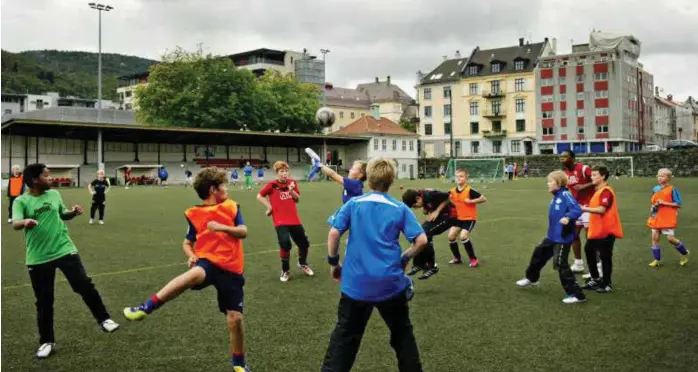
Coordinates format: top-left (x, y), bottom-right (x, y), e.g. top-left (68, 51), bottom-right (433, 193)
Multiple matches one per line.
top-left (24, 219), bottom-right (38, 229)
top-left (560, 217), bottom-right (570, 225)
top-left (207, 220), bottom-right (226, 232)
top-left (265, 208), bottom-right (273, 217)
top-left (426, 211), bottom-right (439, 222)
top-left (330, 264), bottom-right (342, 282)
top-left (70, 205), bottom-right (84, 215)
top-left (288, 182), bottom-right (296, 191)
top-left (187, 256), bottom-right (199, 268)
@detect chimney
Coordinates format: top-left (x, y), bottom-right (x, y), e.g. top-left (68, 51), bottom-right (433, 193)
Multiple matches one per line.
top-left (655, 86), bottom-right (659, 96)
top-left (667, 94), bottom-right (673, 102)
top-left (387, 76), bottom-right (391, 85)
top-left (375, 77), bottom-right (379, 83)
top-left (455, 50), bottom-right (461, 58)
top-left (519, 37), bottom-right (524, 47)
top-left (552, 37), bottom-right (557, 54)
top-left (544, 37), bottom-right (549, 44)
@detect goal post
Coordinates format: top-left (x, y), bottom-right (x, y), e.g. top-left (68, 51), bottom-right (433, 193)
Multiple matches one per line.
top-left (577, 156), bottom-right (634, 177)
top-left (445, 158), bottom-right (506, 183)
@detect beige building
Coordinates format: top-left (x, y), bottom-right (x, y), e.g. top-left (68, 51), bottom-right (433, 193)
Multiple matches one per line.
top-left (685, 96), bottom-right (698, 141)
top-left (417, 39), bottom-right (554, 158)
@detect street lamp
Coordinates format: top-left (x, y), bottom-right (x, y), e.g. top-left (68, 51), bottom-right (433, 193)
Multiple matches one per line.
top-left (448, 86), bottom-right (454, 158)
top-left (88, 2), bottom-right (113, 168)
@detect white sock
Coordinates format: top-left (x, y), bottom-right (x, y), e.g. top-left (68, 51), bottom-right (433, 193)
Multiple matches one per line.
top-left (574, 259), bottom-right (584, 266)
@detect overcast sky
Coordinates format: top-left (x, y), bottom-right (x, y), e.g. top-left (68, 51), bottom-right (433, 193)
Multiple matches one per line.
top-left (2, 0), bottom-right (697, 100)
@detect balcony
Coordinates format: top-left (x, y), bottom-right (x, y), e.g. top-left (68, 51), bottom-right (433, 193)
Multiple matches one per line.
top-left (482, 88), bottom-right (506, 98)
top-left (482, 129), bottom-right (508, 138)
top-left (482, 108), bottom-right (507, 118)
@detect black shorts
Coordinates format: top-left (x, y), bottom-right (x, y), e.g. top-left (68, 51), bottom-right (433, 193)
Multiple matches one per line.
top-left (276, 225), bottom-right (310, 251)
top-left (160, 177), bottom-right (168, 182)
top-left (92, 196), bottom-right (105, 205)
top-left (192, 259), bottom-right (245, 314)
top-left (454, 220), bottom-right (476, 232)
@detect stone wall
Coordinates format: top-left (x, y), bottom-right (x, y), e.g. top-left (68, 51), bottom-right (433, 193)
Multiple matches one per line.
top-left (421, 148), bottom-right (698, 178)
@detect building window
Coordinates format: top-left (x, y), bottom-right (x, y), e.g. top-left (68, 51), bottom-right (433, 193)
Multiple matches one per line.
top-left (409, 140), bottom-right (414, 151)
top-left (470, 122), bottom-right (479, 134)
top-left (511, 140), bottom-right (521, 152)
top-left (596, 108), bottom-right (609, 116)
top-left (469, 66), bottom-right (479, 75)
top-left (491, 80), bottom-right (501, 94)
top-left (541, 95), bottom-right (554, 103)
top-left (515, 78), bottom-right (525, 91)
top-left (516, 119), bottom-right (526, 132)
top-left (594, 73), bottom-right (608, 81)
top-left (471, 141), bottom-right (480, 154)
top-left (402, 140), bottom-right (407, 151)
top-left (541, 61), bottom-right (553, 68)
top-left (351, 112), bottom-right (355, 119)
top-left (392, 139), bottom-right (397, 151)
top-left (401, 164), bottom-right (406, 172)
top-left (469, 102), bottom-right (479, 116)
top-left (594, 90), bottom-right (609, 98)
top-left (443, 87), bottom-right (451, 98)
top-left (492, 121), bottom-right (502, 132)
top-left (515, 98), bottom-right (525, 113)
top-left (541, 78), bottom-right (554, 86)
top-left (597, 125), bottom-right (609, 133)
top-left (125, 91), bottom-right (132, 97)
top-left (515, 60), bottom-right (524, 71)
top-left (559, 76), bottom-right (567, 84)
top-left (578, 127), bottom-right (585, 134)
top-left (577, 92), bottom-right (584, 100)
top-left (425, 124), bottom-right (433, 135)
top-left (454, 141), bottom-right (461, 156)
top-left (542, 111), bottom-right (553, 119)
top-left (423, 88), bottom-right (432, 100)
top-left (493, 140), bottom-right (502, 153)
top-left (492, 101), bottom-right (502, 114)
top-left (469, 83), bottom-right (478, 95)
top-left (424, 106), bottom-right (432, 117)
top-left (444, 104), bottom-right (452, 117)
top-left (577, 109), bottom-right (584, 117)
top-left (340, 111), bottom-right (344, 118)
top-left (373, 138), bottom-right (378, 150)
top-left (543, 127), bottom-right (554, 135)
top-left (381, 139), bottom-right (387, 150)
top-left (560, 110), bottom-right (567, 118)
top-left (576, 75), bottom-right (585, 82)
top-left (445, 123), bottom-right (452, 135)
top-left (4, 109), bottom-right (11, 115)
top-left (491, 63), bottom-right (501, 73)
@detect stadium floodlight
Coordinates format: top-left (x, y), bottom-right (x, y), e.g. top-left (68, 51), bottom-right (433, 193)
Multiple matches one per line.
top-left (88, 2), bottom-right (114, 168)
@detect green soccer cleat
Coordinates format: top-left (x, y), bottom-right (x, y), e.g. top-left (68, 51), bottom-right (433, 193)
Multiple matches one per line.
top-left (123, 306), bottom-right (148, 321)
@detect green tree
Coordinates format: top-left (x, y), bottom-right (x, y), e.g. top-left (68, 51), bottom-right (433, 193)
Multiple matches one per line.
top-left (135, 47), bottom-right (321, 133)
top-left (400, 118), bottom-right (417, 133)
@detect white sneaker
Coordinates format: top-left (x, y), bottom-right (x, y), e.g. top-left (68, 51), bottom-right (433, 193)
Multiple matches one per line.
top-left (297, 263), bottom-right (315, 277)
top-left (99, 220), bottom-right (104, 225)
top-left (562, 296), bottom-right (587, 304)
top-left (280, 271), bottom-right (290, 282)
top-left (516, 278), bottom-right (539, 287)
top-left (100, 319), bottom-right (120, 333)
top-left (571, 263), bottom-right (585, 273)
top-left (8, 218), bottom-right (13, 224)
top-left (36, 343), bottom-right (55, 359)
top-left (89, 219), bottom-right (94, 224)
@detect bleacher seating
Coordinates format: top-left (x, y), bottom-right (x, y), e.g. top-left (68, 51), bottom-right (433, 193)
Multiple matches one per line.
top-left (194, 158), bottom-right (268, 169)
top-left (51, 177), bottom-right (73, 187)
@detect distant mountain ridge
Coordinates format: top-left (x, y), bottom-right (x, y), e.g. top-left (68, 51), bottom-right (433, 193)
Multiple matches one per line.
top-left (1, 49), bottom-right (157, 101)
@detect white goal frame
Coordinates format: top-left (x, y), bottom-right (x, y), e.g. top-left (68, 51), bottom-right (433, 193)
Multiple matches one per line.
top-left (577, 156), bottom-right (634, 177)
top-left (445, 158), bottom-right (506, 183)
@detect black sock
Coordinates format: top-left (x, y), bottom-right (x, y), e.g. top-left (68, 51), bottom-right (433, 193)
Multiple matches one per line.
top-left (449, 240), bottom-right (461, 260)
top-left (298, 246), bottom-right (308, 266)
top-left (462, 239), bottom-right (477, 260)
top-left (281, 259), bottom-right (290, 272)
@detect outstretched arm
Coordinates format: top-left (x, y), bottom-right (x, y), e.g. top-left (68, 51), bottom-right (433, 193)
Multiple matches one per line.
top-left (320, 165), bottom-right (344, 185)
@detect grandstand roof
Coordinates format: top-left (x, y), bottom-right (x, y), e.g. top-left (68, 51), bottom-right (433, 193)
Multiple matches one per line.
top-left (1, 107), bottom-right (368, 147)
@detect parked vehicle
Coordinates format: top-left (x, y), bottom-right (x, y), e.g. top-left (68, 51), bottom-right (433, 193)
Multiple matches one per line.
top-left (645, 144), bottom-right (663, 152)
top-left (666, 140), bottom-right (698, 150)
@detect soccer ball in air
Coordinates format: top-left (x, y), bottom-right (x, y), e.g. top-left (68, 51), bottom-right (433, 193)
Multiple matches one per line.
top-left (316, 107), bottom-right (336, 128)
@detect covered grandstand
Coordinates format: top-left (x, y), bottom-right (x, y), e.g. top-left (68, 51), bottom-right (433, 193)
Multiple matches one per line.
top-left (1, 107), bottom-right (369, 186)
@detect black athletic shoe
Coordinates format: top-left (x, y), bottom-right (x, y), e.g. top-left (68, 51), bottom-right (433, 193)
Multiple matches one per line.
top-left (582, 279), bottom-right (602, 290)
top-left (406, 266), bottom-right (422, 276)
top-left (596, 284), bottom-right (614, 293)
top-left (418, 266), bottom-right (440, 280)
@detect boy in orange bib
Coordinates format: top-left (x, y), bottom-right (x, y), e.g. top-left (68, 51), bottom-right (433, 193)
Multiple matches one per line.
top-left (447, 168), bottom-right (487, 267)
top-left (647, 168), bottom-right (689, 267)
top-left (580, 165), bottom-right (623, 293)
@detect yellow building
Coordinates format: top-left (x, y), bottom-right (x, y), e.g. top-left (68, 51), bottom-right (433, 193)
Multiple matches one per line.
top-left (418, 39), bottom-right (554, 157)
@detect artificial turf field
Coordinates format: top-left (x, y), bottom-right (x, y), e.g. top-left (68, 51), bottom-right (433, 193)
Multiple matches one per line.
top-left (1, 177), bottom-right (697, 372)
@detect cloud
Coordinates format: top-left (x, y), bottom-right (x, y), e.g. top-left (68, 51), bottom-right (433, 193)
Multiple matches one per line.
top-left (1, 0), bottom-right (696, 100)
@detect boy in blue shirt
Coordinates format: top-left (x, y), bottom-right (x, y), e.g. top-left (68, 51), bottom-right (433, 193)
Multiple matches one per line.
top-left (322, 157), bottom-right (427, 372)
top-left (256, 166), bottom-right (265, 185)
top-left (231, 169), bottom-right (240, 189)
top-left (158, 167), bottom-right (168, 187)
top-left (317, 160), bottom-right (366, 204)
top-left (516, 171), bottom-right (586, 304)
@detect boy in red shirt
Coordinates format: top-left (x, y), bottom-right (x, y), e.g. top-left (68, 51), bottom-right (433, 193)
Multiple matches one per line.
top-left (560, 150), bottom-right (595, 274)
top-left (123, 167), bottom-right (250, 371)
top-left (257, 161), bottom-right (314, 282)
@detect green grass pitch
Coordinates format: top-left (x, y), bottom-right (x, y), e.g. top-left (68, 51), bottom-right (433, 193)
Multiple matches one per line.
top-left (2, 177), bottom-right (697, 371)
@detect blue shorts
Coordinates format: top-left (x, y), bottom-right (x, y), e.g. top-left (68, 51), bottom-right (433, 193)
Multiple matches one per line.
top-left (192, 259), bottom-right (245, 314)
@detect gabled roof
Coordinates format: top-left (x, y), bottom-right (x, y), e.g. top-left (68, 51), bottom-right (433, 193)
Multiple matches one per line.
top-left (419, 57), bottom-right (469, 85)
top-left (323, 85), bottom-right (372, 109)
top-left (464, 41), bottom-right (547, 78)
top-left (331, 115), bottom-right (418, 137)
top-left (356, 80), bottom-right (414, 103)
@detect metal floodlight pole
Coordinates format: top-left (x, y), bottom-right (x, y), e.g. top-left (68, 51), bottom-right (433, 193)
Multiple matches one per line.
top-left (449, 88), bottom-right (454, 158)
top-left (320, 48), bottom-right (330, 108)
top-left (88, 3), bottom-right (113, 169)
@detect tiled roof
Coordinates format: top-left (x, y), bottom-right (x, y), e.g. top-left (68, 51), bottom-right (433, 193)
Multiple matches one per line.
top-left (323, 86), bottom-right (371, 109)
top-left (331, 115), bottom-right (418, 137)
top-left (356, 80), bottom-right (414, 103)
top-left (419, 58), bottom-right (469, 85)
top-left (464, 41), bottom-right (547, 78)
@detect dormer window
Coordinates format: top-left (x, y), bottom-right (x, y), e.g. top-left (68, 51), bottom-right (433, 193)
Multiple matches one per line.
top-left (491, 63), bottom-right (501, 73)
top-left (468, 65), bottom-right (479, 75)
top-left (515, 60), bottom-right (525, 71)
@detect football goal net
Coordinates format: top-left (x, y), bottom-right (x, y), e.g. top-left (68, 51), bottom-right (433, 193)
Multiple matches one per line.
top-left (577, 156), bottom-right (634, 178)
top-left (445, 158), bottom-right (506, 183)
top-left (305, 164), bottom-right (339, 182)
